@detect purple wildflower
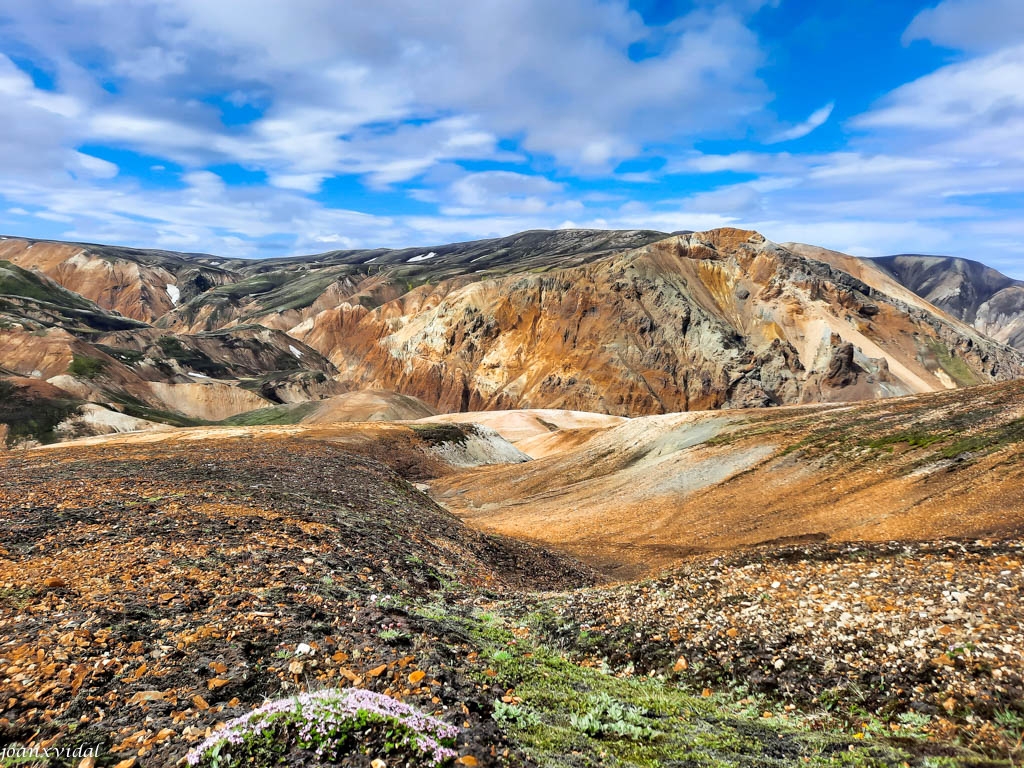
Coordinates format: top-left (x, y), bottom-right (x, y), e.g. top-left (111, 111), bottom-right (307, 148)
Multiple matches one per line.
top-left (186, 687), bottom-right (459, 766)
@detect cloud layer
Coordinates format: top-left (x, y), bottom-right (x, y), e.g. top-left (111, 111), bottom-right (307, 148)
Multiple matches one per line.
top-left (0, 0), bottom-right (1022, 274)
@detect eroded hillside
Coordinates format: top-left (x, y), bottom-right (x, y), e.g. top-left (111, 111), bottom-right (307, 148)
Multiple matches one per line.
top-left (302, 230), bottom-right (1024, 414)
top-left (3, 228), bottom-right (1024, 447)
top-left (431, 380), bottom-right (1024, 578)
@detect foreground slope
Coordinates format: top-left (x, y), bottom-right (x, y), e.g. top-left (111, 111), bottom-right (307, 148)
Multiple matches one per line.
top-left (2, 416), bottom-right (1021, 765)
top-left (0, 423), bottom-right (590, 766)
top-left (432, 380), bottom-right (1024, 577)
top-left (4, 421), bottom-right (1022, 766)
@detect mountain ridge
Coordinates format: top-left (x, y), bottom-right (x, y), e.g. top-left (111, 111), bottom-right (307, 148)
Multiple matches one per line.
top-left (3, 227), bottom-right (1024, 444)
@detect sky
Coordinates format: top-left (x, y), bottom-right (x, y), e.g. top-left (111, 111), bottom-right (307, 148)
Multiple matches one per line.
top-left (1, 1), bottom-right (1023, 275)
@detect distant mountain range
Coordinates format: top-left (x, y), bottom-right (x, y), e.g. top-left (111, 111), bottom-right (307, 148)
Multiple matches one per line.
top-left (872, 254), bottom-right (1024, 350)
top-left (2, 228), bottom-right (1023, 445)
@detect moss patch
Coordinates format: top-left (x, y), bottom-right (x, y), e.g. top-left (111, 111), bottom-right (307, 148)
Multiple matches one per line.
top-left (0, 379), bottom-right (82, 445)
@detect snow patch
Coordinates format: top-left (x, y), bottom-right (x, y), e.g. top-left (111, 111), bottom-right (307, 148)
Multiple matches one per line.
top-left (407, 251), bottom-right (437, 263)
top-left (188, 372), bottom-right (210, 378)
top-left (288, 344), bottom-right (304, 358)
top-left (166, 283), bottom-right (180, 305)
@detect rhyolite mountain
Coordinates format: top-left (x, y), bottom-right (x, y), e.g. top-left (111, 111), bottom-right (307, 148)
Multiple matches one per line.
top-left (872, 254), bottom-right (1024, 351)
top-left (2, 228), bottom-right (1023, 443)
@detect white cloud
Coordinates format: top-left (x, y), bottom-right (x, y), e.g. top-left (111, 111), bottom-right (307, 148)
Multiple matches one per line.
top-left (854, 45), bottom-right (1024, 140)
top-left (0, 0), bottom-right (1021, 278)
top-left (72, 152), bottom-right (119, 179)
top-left (904, 0), bottom-right (1024, 52)
top-left (112, 46), bottom-right (188, 81)
top-left (766, 102), bottom-right (834, 143)
top-left (429, 171), bottom-right (580, 217)
top-left (0, 0), bottom-right (769, 182)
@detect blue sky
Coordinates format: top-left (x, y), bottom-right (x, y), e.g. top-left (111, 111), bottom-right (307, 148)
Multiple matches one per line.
top-left (1, 0), bottom-right (1024, 275)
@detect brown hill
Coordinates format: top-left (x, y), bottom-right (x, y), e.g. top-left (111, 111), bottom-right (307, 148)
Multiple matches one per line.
top-left (4, 228), bottom-right (1024, 444)
top-left (300, 229), bottom-right (1024, 415)
top-left (0, 236), bottom-right (235, 322)
top-left (430, 379), bottom-right (1024, 578)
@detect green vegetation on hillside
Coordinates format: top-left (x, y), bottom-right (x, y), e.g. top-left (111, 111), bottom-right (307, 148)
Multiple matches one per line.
top-left (0, 260), bottom-right (94, 309)
top-left (219, 401), bottom-right (320, 425)
top-left (0, 379), bottom-right (82, 445)
top-left (67, 354), bottom-right (106, 379)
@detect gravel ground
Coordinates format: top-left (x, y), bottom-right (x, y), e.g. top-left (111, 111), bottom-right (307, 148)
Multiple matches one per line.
top-left (0, 435), bottom-right (590, 767)
top-left (520, 539), bottom-right (1024, 756)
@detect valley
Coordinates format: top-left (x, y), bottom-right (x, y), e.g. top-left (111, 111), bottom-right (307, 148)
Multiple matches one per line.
top-left (2, 229), bottom-right (1024, 767)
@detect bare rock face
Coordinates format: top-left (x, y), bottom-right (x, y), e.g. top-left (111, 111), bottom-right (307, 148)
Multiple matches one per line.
top-left (296, 229), bottom-right (1024, 415)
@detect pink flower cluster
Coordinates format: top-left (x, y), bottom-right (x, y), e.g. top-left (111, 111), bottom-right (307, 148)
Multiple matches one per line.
top-left (187, 687), bottom-right (459, 766)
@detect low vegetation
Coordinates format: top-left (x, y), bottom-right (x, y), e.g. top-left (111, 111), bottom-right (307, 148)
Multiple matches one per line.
top-left (0, 379), bottom-right (82, 445)
top-left (67, 354), bottom-right (106, 379)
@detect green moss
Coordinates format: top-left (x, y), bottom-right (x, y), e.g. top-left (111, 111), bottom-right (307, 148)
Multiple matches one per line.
top-left (0, 260), bottom-right (93, 309)
top-left (219, 401), bottom-right (319, 426)
top-left (412, 607), bottom-right (913, 768)
top-left (154, 335), bottom-right (228, 377)
top-left (94, 344), bottom-right (145, 365)
top-left (67, 355), bottom-right (106, 379)
top-left (865, 431), bottom-right (945, 451)
top-left (924, 340), bottom-right (981, 388)
top-left (408, 423), bottom-right (470, 446)
top-left (0, 379), bottom-right (82, 445)
top-left (938, 417), bottom-right (1024, 458)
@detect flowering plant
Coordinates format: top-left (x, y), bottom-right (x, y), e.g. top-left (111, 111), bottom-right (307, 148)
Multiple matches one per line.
top-left (187, 687), bottom-right (459, 766)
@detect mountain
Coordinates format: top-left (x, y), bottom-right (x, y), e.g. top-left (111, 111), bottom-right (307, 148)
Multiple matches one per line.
top-left (3, 227), bottom-right (1024, 444)
top-left (0, 235), bottom-right (236, 322)
top-left (302, 229), bottom-right (1024, 414)
top-left (872, 253), bottom-right (1024, 350)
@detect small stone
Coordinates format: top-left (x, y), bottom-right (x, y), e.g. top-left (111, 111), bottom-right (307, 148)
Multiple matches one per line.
top-left (371, 759), bottom-right (387, 768)
top-left (43, 576), bottom-right (67, 589)
top-left (457, 757), bottom-right (479, 767)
